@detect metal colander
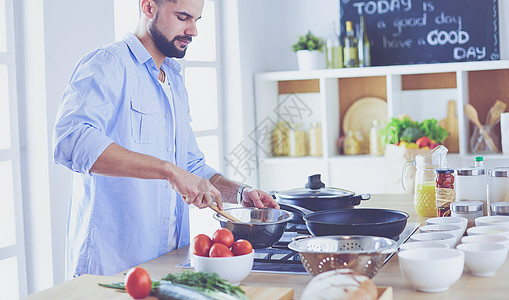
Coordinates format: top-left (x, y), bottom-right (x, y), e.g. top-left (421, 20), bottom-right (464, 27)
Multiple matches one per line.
top-left (288, 235), bottom-right (398, 278)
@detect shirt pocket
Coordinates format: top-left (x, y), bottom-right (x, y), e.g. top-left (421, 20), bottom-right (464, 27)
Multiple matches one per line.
top-left (130, 98), bottom-right (157, 144)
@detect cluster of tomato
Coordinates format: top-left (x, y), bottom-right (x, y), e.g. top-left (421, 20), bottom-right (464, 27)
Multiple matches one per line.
top-left (192, 228), bottom-right (253, 257)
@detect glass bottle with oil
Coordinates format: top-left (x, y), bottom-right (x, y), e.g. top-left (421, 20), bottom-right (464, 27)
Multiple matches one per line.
top-left (343, 21), bottom-right (358, 68)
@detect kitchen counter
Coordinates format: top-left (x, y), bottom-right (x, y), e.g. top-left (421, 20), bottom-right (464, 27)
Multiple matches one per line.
top-left (25, 194), bottom-right (509, 299)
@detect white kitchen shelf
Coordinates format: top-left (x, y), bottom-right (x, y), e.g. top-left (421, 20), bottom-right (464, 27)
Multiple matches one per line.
top-left (254, 60), bottom-right (509, 193)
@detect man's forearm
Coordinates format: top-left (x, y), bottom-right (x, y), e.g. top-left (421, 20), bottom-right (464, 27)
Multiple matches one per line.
top-left (209, 174), bottom-right (244, 204)
top-left (90, 143), bottom-right (175, 180)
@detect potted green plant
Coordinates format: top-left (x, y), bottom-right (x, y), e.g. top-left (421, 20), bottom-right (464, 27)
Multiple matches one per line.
top-left (292, 31), bottom-right (326, 70)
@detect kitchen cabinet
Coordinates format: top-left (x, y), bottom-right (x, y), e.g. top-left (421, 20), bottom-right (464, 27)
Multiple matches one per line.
top-left (254, 61), bottom-right (509, 193)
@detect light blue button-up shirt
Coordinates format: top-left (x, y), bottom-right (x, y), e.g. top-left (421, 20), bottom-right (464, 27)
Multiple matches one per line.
top-left (53, 33), bottom-right (218, 277)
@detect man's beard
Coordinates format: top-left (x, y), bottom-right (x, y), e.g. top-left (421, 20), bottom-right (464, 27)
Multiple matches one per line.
top-left (149, 12), bottom-right (191, 58)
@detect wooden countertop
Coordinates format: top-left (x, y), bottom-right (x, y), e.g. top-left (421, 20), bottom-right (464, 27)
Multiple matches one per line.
top-left (25, 194), bottom-right (509, 299)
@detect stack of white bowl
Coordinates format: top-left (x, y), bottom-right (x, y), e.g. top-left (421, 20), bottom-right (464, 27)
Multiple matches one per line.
top-left (456, 215), bottom-right (509, 277)
top-left (398, 216), bottom-right (509, 292)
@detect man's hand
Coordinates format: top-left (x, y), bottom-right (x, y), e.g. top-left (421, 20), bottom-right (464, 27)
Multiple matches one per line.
top-left (169, 168), bottom-right (222, 209)
top-left (241, 188), bottom-right (280, 209)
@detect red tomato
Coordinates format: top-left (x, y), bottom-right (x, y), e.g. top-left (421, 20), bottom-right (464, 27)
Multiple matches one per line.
top-left (124, 267), bottom-right (152, 299)
top-left (416, 136), bottom-right (431, 148)
top-left (231, 239), bottom-right (253, 256)
top-left (212, 228), bottom-right (234, 248)
top-left (209, 243), bottom-right (234, 257)
top-left (192, 234), bottom-right (212, 257)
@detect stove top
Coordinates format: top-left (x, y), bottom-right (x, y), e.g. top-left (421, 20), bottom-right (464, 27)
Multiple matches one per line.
top-left (176, 222), bottom-right (420, 275)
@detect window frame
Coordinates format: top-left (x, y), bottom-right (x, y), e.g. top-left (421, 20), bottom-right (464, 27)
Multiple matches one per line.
top-left (0, 0), bottom-right (28, 298)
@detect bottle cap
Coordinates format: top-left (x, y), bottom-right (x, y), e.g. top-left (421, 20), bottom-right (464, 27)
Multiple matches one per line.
top-left (475, 156), bottom-right (484, 162)
top-left (436, 168), bottom-right (454, 174)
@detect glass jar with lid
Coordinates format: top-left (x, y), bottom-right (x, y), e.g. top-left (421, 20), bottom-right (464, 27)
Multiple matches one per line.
top-left (308, 122), bottom-right (323, 156)
top-left (455, 167), bottom-right (488, 215)
top-left (435, 169), bottom-right (455, 217)
top-left (288, 123), bottom-right (307, 157)
top-left (488, 167), bottom-right (509, 206)
top-left (451, 200), bottom-right (484, 228)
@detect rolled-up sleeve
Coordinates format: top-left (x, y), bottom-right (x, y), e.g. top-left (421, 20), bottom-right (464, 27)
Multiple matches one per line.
top-left (184, 122), bottom-right (220, 180)
top-left (53, 50), bottom-right (121, 174)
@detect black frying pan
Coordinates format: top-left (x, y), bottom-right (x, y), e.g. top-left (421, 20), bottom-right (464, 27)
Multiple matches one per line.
top-left (304, 209), bottom-right (409, 239)
top-left (279, 203), bottom-right (408, 239)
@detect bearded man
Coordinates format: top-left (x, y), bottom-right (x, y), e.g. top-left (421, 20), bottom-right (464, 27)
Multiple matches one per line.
top-left (53, 0), bottom-right (278, 278)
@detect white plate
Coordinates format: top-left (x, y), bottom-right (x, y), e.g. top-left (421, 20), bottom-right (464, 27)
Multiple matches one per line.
top-left (342, 97), bottom-right (388, 140)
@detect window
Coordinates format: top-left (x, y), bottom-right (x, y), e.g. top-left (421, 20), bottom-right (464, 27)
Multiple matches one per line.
top-left (0, 0), bottom-right (28, 298)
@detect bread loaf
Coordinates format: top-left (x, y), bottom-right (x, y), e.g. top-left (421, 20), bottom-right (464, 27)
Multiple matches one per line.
top-left (301, 269), bottom-right (378, 300)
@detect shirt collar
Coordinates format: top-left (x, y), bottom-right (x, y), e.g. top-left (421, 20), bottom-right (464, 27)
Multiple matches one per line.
top-left (123, 33), bottom-right (182, 73)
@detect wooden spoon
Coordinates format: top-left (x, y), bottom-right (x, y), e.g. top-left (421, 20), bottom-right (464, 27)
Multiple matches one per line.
top-left (209, 203), bottom-right (242, 223)
top-left (464, 104), bottom-right (499, 152)
top-left (487, 100), bottom-right (507, 126)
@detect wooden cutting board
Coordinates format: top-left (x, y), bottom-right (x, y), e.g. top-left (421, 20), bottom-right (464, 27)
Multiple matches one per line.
top-left (439, 100), bottom-right (459, 153)
top-left (24, 274), bottom-right (294, 300)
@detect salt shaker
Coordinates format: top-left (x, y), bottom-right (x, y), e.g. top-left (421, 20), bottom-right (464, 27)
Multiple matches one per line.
top-left (451, 201), bottom-right (484, 228)
top-left (490, 202), bottom-right (509, 216)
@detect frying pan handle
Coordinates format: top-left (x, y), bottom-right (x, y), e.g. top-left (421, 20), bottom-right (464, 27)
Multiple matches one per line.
top-left (278, 203), bottom-right (314, 216)
top-left (349, 193), bottom-right (371, 205)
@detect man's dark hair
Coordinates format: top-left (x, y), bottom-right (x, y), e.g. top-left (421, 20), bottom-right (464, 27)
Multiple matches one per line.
top-left (138, 0), bottom-right (177, 16)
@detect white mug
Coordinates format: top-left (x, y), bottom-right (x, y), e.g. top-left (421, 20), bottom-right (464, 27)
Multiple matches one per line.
top-left (501, 113), bottom-right (509, 155)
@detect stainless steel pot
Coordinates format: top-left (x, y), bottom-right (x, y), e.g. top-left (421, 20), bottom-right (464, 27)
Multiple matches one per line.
top-left (213, 207), bottom-right (294, 249)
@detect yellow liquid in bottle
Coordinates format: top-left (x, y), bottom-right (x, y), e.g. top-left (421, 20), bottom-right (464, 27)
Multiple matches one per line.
top-left (414, 182), bottom-right (437, 217)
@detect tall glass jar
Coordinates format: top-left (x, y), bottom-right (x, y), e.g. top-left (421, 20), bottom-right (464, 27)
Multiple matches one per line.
top-left (369, 120), bottom-right (384, 156)
top-left (488, 167), bottom-right (509, 206)
top-left (308, 122), bottom-right (323, 156)
top-left (288, 123), bottom-right (306, 156)
top-left (272, 121), bottom-right (289, 156)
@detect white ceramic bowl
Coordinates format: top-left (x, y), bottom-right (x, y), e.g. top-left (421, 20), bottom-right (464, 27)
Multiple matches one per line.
top-left (467, 225), bottom-right (509, 238)
top-left (399, 241), bottom-right (449, 251)
top-left (192, 250), bottom-right (254, 284)
top-left (475, 216), bottom-right (509, 228)
top-left (460, 235), bottom-right (509, 249)
top-left (398, 248), bottom-right (464, 293)
top-left (419, 224), bottom-right (465, 244)
top-left (410, 232), bottom-right (458, 248)
top-left (456, 243), bottom-right (508, 276)
top-left (426, 217), bottom-right (468, 233)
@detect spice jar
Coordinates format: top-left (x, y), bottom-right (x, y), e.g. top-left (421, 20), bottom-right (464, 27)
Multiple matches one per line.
top-left (288, 123), bottom-right (306, 156)
top-left (343, 130), bottom-right (360, 155)
top-left (455, 167), bottom-right (487, 215)
top-left (272, 121), bottom-right (289, 156)
top-left (488, 167), bottom-right (509, 206)
top-left (451, 201), bottom-right (484, 229)
top-left (435, 169), bottom-right (455, 217)
top-left (490, 202), bottom-right (509, 216)
top-left (308, 122), bottom-right (323, 156)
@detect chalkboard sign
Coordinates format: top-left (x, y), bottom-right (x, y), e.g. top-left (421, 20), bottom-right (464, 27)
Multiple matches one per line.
top-left (339, 0), bottom-right (500, 66)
